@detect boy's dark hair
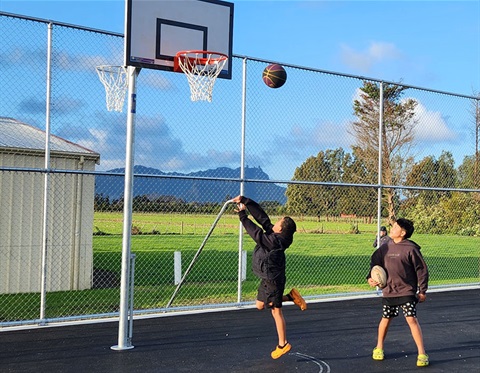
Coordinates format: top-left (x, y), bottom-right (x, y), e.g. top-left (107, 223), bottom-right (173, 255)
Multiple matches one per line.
top-left (396, 218), bottom-right (414, 239)
top-left (281, 216), bottom-right (297, 237)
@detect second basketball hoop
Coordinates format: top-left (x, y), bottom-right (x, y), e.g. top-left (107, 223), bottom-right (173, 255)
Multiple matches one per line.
top-left (174, 51), bottom-right (228, 102)
top-left (96, 65), bottom-right (128, 112)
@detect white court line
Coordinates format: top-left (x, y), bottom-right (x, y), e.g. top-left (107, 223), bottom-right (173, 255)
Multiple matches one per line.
top-left (290, 352), bottom-right (331, 373)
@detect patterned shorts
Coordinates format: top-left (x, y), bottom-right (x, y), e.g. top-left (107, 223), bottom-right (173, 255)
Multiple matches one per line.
top-left (382, 301), bottom-right (417, 318)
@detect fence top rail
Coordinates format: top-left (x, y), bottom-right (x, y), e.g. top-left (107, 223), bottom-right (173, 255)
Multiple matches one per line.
top-left (0, 11), bottom-right (123, 37)
top-left (233, 54), bottom-right (480, 100)
top-left (0, 11), bottom-right (478, 100)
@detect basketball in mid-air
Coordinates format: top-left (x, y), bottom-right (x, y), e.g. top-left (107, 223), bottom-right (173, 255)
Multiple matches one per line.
top-left (262, 64), bottom-right (287, 88)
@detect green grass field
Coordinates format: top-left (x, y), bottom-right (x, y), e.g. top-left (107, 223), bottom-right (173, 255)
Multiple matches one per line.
top-left (93, 211), bottom-right (376, 235)
top-left (1, 212), bottom-right (478, 322)
top-left (91, 212), bottom-right (479, 309)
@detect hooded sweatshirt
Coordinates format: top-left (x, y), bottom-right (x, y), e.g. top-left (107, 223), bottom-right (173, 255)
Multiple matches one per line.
top-left (369, 238), bottom-right (429, 298)
top-left (237, 197), bottom-right (291, 281)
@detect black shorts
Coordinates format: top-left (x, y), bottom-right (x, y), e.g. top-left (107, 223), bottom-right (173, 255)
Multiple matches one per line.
top-left (257, 278), bottom-right (286, 309)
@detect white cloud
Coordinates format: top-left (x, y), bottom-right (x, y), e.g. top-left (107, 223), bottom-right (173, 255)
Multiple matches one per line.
top-left (59, 112), bottom-right (240, 172)
top-left (272, 119), bottom-right (354, 159)
top-left (340, 41), bottom-right (403, 73)
top-left (410, 100), bottom-right (456, 141)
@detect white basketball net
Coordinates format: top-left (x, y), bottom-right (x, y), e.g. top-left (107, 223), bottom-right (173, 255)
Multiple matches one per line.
top-left (176, 51), bottom-right (228, 102)
top-left (96, 65), bottom-right (128, 112)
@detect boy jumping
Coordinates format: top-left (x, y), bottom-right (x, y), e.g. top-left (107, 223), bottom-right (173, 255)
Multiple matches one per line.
top-left (233, 195), bottom-right (306, 359)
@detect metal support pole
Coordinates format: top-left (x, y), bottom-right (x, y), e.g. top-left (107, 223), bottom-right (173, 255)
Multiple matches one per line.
top-left (128, 254), bottom-right (136, 343)
top-left (112, 66), bottom-right (139, 351)
top-left (39, 22), bottom-right (53, 324)
top-left (376, 82), bottom-right (384, 296)
top-left (237, 57), bottom-right (248, 302)
top-left (376, 81), bottom-right (384, 246)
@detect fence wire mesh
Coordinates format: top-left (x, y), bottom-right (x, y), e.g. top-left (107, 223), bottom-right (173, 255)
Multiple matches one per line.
top-left (1, 13), bottom-right (479, 327)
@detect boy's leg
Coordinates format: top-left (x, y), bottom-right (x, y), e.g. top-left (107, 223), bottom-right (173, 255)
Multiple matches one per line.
top-left (269, 280), bottom-right (291, 359)
top-left (270, 306), bottom-right (291, 359)
top-left (372, 317), bottom-right (391, 361)
top-left (405, 317), bottom-right (429, 367)
top-left (256, 299), bottom-right (265, 310)
top-left (405, 316), bottom-right (426, 355)
top-left (271, 307), bottom-right (287, 346)
top-left (400, 301), bottom-right (428, 366)
top-left (376, 304), bottom-right (399, 351)
top-left (376, 317), bottom-right (391, 350)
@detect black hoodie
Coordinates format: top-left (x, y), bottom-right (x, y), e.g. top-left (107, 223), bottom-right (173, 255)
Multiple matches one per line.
top-left (237, 197), bottom-right (291, 281)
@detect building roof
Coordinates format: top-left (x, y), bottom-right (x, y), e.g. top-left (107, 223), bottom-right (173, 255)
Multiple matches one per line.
top-left (0, 117), bottom-right (100, 162)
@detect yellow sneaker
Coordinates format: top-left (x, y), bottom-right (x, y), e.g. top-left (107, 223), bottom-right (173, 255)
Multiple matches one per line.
top-left (372, 347), bottom-right (384, 361)
top-left (289, 288), bottom-right (307, 310)
top-left (417, 354), bottom-right (429, 367)
top-left (271, 342), bottom-right (291, 359)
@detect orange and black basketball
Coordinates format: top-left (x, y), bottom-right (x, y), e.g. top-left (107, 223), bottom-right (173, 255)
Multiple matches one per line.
top-left (262, 64), bottom-right (287, 88)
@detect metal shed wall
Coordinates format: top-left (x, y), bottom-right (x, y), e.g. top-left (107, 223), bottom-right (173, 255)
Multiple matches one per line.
top-left (0, 153), bottom-right (97, 294)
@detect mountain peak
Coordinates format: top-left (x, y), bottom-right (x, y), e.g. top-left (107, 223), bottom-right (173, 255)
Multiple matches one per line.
top-left (96, 165), bottom-right (285, 203)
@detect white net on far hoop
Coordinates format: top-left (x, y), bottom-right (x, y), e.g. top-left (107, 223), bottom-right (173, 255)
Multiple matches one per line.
top-left (96, 65), bottom-right (128, 112)
top-left (176, 51), bottom-right (228, 102)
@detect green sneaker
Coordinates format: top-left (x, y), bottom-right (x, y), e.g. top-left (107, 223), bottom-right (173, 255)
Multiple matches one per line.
top-left (417, 354), bottom-right (429, 367)
top-left (372, 347), bottom-right (384, 361)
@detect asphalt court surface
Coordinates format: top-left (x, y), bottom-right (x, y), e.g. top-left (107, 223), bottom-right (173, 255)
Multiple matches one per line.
top-left (1, 288), bottom-right (479, 372)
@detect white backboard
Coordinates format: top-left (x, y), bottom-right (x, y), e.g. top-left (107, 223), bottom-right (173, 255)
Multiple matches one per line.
top-left (125, 0), bottom-right (234, 79)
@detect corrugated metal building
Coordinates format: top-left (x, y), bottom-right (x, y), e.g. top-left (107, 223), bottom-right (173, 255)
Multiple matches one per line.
top-left (0, 117), bottom-right (101, 294)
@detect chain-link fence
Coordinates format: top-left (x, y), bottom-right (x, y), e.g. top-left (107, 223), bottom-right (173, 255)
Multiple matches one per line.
top-left (1, 13), bottom-right (479, 328)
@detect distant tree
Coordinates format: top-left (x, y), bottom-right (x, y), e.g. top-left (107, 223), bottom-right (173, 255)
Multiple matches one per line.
top-left (458, 153), bottom-right (480, 189)
top-left (286, 150), bottom-right (336, 216)
top-left (469, 93), bottom-right (480, 189)
top-left (403, 192), bottom-right (480, 236)
top-left (404, 151), bottom-right (457, 205)
top-left (334, 149), bottom-right (377, 216)
top-left (94, 194), bottom-right (111, 211)
top-left (350, 81), bottom-right (418, 224)
top-left (132, 195), bottom-right (151, 212)
top-left (286, 148), bottom-right (376, 216)
top-left (259, 200), bottom-right (283, 215)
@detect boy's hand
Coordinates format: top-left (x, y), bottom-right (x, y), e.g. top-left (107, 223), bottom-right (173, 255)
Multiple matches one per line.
top-left (235, 203), bottom-right (246, 212)
top-left (367, 277), bottom-right (380, 287)
top-left (417, 293), bottom-right (427, 303)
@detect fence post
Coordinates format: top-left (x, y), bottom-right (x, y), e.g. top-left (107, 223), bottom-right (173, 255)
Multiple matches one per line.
top-left (39, 21), bottom-right (53, 325)
top-left (241, 250), bottom-right (247, 281)
top-left (174, 251), bottom-right (182, 285)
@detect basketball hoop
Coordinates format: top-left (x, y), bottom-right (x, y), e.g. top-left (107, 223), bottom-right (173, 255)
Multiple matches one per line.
top-left (96, 65), bottom-right (128, 112)
top-left (174, 51), bottom-right (228, 102)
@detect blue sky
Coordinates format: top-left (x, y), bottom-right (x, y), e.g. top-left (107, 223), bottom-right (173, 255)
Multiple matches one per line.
top-left (1, 0), bottom-right (479, 181)
top-left (1, 0), bottom-right (479, 95)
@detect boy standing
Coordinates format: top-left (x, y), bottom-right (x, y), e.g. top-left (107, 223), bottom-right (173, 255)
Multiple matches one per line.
top-left (373, 226), bottom-right (390, 248)
top-left (232, 195), bottom-right (306, 359)
top-left (367, 218), bottom-right (429, 367)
